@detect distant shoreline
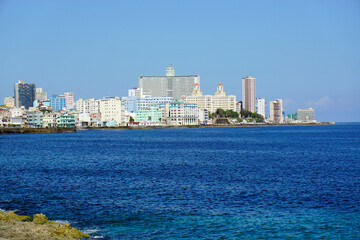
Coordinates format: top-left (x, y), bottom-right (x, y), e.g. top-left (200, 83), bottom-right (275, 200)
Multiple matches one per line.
top-left (0, 122), bottom-right (336, 134)
top-left (80, 122), bottom-right (335, 131)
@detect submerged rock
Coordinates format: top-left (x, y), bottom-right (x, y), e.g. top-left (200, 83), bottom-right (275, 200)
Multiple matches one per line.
top-left (0, 211), bottom-right (89, 240)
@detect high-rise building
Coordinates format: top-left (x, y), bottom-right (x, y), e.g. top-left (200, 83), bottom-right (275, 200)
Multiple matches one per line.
top-left (35, 88), bottom-right (47, 102)
top-left (64, 92), bottom-right (74, 108)
top-left (242, 76), bottom-right (256, 112)
top-left (297, 108), bottom-right (315, 122)
top-left (4, 96), bottom-right (15, 108)
top-left (139, 64), bottom-right (200, 100)
top-left (256, 98), bottom-right (266, 118)
top-left (14, 80), bottom-right (36, 109)
top-left (50, 95), bottom-right (66, 112)
top-left (182, 83), bottom-right (236, 113)
top-left (269, 99), bottom-right (283, 123)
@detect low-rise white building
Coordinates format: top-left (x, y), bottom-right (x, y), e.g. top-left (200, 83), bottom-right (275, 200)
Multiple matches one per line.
top-left (4, 96), bottom-right (15, 108)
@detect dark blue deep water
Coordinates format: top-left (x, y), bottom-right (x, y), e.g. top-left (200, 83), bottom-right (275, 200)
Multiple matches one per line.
top-left (1, 124), bottom-right (360, 239)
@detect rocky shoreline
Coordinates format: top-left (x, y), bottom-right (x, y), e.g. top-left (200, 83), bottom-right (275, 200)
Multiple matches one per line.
top-left (0, 211), bottom-right (89, 240)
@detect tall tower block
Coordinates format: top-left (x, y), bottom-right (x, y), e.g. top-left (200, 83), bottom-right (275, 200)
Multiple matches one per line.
top-left (242, 76), bottom-right (256, 112)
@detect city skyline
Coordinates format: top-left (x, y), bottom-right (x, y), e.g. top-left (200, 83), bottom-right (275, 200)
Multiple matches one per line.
top-left (0, 0), bottom-right (359, 122)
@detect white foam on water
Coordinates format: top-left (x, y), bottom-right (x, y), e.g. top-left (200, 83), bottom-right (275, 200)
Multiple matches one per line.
top-left (0, 208), bottom-right (6, 213)
top-left (54, 220), bottom-right (68, 224)
top-left (84, 229), bottom-right (99, 234)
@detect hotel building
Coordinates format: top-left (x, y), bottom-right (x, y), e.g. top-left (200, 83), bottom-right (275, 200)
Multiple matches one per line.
top-left (139, 64), bottom-right (200, 100)
top-left (182, 83), bottom-right (236, 113)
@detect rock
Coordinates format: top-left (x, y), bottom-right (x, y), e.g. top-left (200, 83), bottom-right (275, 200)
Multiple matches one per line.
top-left (0, 211), bottom-right (31, 222)
top-left (33, 213), bottom-right (49, 224)
top-left (0, 211), bottom-right (89, 239)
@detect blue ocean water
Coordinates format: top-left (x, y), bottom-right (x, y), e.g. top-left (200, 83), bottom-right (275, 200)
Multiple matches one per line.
top-left (0, 124), bottom-right (360, 239)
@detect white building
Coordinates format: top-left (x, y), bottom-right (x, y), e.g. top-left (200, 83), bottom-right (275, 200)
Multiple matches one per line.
top-left (76, 98), bottom-right (101, 115)
top-left (123, 96), bottom-right (174, 113)
top-left (198, 109), bottom-right (209, 124)
top-left (4, 96), bottom-right (15, 108)
top-left (99, 97), bottom-right (125, 126)
top-left (139, 64), bottom-right (200, 100)
top-left (166, 102), bottom-right (199, 125)
top-left (9, 107), bottom-right (25, 118)
top-left (256, 98), bottom-right (266, 118)
top-left (182, 83), bottom-right (236, 113)
top-left (35, 88), bottom-right (48, 102)
top-left (43, 113), bottom-right (57, 128)
top-left (128, 87), bottom-right (145, 98)
top-left (297, 108), bottom-right (315, 122)
top-left (269, 99), bottom-right (283, 123)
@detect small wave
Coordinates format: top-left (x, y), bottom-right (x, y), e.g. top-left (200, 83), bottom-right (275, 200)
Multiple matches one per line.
top-left (84, 229), bottom-right (99, 234)
top-left (0, 208), bottom-right (6, 213)
top-left (54, 220), bottom-right (68, 224)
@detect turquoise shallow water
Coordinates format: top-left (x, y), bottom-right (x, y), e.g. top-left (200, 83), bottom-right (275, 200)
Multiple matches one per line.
top-left (0, 124), bottom-right (359, 239)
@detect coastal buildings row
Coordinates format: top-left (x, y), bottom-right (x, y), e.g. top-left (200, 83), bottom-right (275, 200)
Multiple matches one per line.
top-left (2, 65), bottom-right (316, 127)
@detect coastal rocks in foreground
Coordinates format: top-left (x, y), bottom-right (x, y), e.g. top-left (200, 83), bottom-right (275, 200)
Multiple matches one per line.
top-left (0, 211), bottom-right (89, 240)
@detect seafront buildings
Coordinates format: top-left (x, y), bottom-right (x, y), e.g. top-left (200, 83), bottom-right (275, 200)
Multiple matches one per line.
top-left (14, 80), bottom-right (36, 109)
top-left (242, 76), bottom-right (256, 112)
top-left (139, 65), bottom-right (200, 100)
top-left (0, 69), bottom-right (319, 128)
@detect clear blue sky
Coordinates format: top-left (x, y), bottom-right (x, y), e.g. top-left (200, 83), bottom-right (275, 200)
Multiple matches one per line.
top-left (1, 0), bottom-right (359, 122)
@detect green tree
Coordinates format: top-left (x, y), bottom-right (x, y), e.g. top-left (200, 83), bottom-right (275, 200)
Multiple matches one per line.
top-left (129, 116), bottom-right (135, 122)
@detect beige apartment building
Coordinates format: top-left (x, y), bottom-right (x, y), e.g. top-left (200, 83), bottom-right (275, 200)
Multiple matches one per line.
top-left (99, 97), bottom-right (125, 126)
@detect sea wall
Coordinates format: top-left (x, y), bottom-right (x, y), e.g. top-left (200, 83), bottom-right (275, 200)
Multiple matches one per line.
top-left (0, 127), bottom-right (77, 134)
